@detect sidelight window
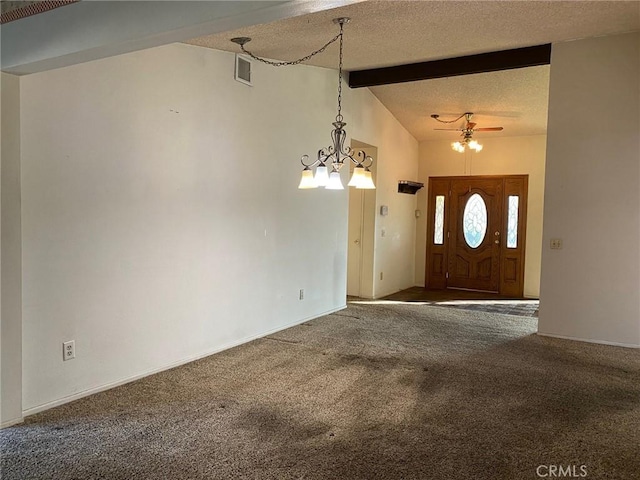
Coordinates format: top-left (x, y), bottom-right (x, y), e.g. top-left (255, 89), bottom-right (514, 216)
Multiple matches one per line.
top-left (507, 196), bottom-right (519, 248)
top-left (434, 195), bottom-right (445, 244)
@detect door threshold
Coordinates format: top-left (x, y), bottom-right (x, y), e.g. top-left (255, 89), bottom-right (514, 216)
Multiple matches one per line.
top-left (447, 287), bottom-right (499, 294)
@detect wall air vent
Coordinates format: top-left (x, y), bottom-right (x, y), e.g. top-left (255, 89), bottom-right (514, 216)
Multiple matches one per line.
top-left (234, 54), bottom-right (252, 86)
top-left (398, 181), bottom-right (424, 195)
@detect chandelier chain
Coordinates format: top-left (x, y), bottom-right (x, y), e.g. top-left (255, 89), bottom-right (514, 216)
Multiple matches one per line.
top-left (239, 32), bottom-right (341, 67)
top-left (336, 21), bottom-right (344, 122)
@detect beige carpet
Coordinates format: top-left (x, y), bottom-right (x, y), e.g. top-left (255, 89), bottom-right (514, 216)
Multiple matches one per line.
top-left (1, 301), bottom-right (639, 479)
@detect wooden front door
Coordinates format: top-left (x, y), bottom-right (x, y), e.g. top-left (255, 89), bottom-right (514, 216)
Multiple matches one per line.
top-left (449, 177), bottom-right (503, 292)
top-left (425, 175), bottom-right (528, 296)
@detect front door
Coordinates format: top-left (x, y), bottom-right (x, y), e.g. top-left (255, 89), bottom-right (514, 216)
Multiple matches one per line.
top-left (425, 175), bottom-right (528, 296)
top-left (448, 177), bottom-right (503, 292)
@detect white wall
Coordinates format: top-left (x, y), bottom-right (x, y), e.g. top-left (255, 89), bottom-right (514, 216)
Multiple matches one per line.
top-left (416, 135), bottom-right (547, 298)
top-left (1, 72), bottom-right (23, 427)
top-left (19, 42), bottom-right (418, 412)
top-left (539, 32), bottom-right (640, 348)
top-left (348, 98), bottom-right (419, 298)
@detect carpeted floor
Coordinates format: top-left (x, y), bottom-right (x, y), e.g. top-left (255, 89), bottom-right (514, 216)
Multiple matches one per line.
top-left (2, 301), bottom-right (639, 480)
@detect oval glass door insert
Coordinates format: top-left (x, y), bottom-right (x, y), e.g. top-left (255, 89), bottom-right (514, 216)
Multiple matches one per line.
top-left (463, 193), bottom-right (487, 248)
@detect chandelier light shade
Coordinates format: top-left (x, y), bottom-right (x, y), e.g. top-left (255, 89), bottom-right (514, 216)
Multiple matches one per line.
top-left (298, 167), bottom-right (317, 189)
top-left (232, 18), bottom-right (375, 191)
top-left (326, 170), bottom-right (345, 190)
top-left (358, 169), bottom-right (376, 189)
top-left (347, 166), bottom-right (365, 187)
top-left (314, 164), bottom-right (330, 186)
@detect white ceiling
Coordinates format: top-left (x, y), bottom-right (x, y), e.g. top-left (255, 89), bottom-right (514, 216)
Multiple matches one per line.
top-left (187, 0), bottom-right (640, 142)
top-left (1, 1), bottom-right (360, 74)
top-left (371, 66), bottom-right (551, 141)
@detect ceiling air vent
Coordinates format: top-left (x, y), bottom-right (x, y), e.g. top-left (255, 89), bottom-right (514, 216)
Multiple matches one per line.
top-left (234, 54), bottom-right (252, 86)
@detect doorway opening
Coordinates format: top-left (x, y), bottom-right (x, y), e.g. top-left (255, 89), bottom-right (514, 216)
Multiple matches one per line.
top-left (425, 175), bottom-right (528, 297)
top-left (347, 141), bottom-right (377, 298)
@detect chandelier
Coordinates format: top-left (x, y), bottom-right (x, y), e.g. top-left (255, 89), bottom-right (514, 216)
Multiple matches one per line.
top-left (232, 18), bottom-right (375, 190)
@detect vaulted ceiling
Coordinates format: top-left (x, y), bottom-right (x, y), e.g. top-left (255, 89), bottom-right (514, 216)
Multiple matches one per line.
top-left (187, 0), bottom-right (640, 141)
top-left (2, 1), bottom-right (639, 142)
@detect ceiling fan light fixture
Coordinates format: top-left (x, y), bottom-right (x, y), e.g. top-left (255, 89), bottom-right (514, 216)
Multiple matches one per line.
top-left (434, 112), bottom-right (498, 153)
top-left (452, 141), bottom-right (465, 153)
top-left (451, 138), bottom-right (483, 153)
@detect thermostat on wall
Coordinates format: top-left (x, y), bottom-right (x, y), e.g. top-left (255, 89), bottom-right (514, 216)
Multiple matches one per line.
top-left (380, 205), bottom-right (389, 216)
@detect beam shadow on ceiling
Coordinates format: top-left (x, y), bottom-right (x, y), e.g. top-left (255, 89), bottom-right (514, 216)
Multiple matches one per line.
top-left (348, 44), bottom-right (552, 88)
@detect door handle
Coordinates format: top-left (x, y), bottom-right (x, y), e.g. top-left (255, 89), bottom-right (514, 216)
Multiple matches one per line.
top-left (495, 240), bottom-right (500, 244)
top-left (354, 239), bottom-right (360, 245)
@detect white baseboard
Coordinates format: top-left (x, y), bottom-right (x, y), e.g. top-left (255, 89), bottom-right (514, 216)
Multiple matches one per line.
top-left (349, 294), bottom-right (375, 300)
top-left (23, 305), bottom-right (347, 418)
top-left (1, 417), bottom-right (24, 429)
top-left (537, 332), bottom-right (640, 349)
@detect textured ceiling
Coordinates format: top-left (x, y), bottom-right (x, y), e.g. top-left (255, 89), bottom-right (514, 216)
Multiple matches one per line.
top-left (371, 66), bottom-right (550, 141)
top-left (186, 0), bottom-right (639, 141)
top-left (1, 1), bottom-right (41, 14)
top-left (0, 1), bottom-right (77, 24)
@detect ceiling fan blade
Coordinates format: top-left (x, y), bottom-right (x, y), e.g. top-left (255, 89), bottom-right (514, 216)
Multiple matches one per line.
top-left (474, 127), bottom-right (504, 131)
top-left (434, 128), bottom-right (462, 131)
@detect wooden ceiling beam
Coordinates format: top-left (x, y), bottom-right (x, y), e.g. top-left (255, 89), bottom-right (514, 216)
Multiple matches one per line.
top-left (348, 44), bottom-right (552, 88)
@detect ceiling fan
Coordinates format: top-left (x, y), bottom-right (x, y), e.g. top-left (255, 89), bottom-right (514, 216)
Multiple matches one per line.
top-left (431, 112), bottom-right (503, 152)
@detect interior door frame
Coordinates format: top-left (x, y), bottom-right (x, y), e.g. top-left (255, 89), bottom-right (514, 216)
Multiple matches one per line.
top-left (425, 175), bottom-right (528, 297)
top-left (347, 141), bottom-right (378, 299)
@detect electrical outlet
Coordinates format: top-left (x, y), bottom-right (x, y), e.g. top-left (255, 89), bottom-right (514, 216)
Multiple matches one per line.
top-left (550, 238), bottom-right (563, 250)
top-left (299, 289), bottom-right (305, 300)
top-left (63, 340), bottom-right (75, 361)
